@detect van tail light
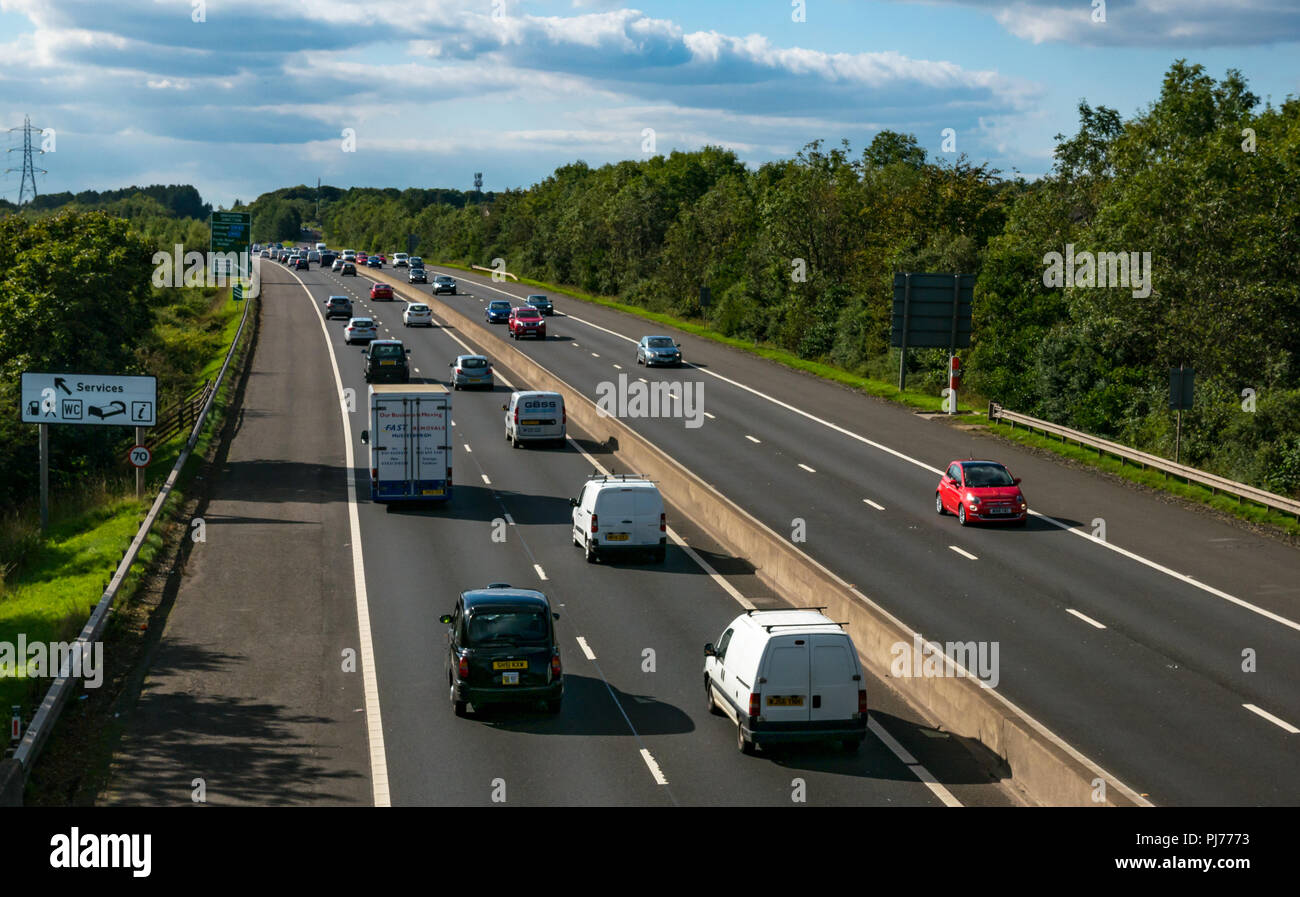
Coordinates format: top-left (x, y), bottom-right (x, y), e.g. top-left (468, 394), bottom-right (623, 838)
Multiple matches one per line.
top-left (659, 512), bottom-right (666, 533)
top-left (370, 468), bottom-right (377, 482)
top-left (748, 692), bottom-right (761, 719)
top-left (550, 650), bottom-right (562, 681)
top-left (590, 513), bottom-right (598, 534)
top-left (447, 466), bottom-right (452, 487)
top-left (457, 655), bottom-right (469, 679)
top-left (514, 406), bottom-right (519, 424)
top-left (858, 689), bottom-right (868, 716)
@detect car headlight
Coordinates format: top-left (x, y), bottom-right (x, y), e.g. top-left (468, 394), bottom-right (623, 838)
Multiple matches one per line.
top-left (965, 493), bottom-right (980, 505)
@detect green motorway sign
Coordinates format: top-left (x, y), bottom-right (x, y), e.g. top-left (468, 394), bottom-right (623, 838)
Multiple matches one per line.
top-left (210, 211), bottom-right (251, 254)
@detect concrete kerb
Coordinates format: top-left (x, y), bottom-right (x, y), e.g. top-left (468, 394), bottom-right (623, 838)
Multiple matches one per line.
top-left (370, 268), bottom-right (1151, 808)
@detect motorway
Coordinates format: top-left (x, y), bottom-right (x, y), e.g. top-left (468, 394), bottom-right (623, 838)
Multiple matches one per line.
top-left (260, 260), bottom-right (1016, 807)
top-left (324, 257), bottom-right (1300, 806)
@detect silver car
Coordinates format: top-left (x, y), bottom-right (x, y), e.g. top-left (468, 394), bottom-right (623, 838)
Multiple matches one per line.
top-left (449, 355), bottom-right (493, 390)
top-left (637, 335), bottom-right (683, 367)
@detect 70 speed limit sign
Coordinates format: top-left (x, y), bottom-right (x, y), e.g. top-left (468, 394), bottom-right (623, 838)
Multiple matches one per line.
top-left (128, 444), bottom-right (152, 468)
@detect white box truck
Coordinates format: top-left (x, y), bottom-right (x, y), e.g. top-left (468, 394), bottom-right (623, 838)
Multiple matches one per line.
top-left (360, 384), bottom-right (452, 502)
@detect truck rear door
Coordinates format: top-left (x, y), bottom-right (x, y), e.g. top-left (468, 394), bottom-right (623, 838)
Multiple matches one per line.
top-left (760, 638), bottom-right (811, 722)
top-left (809, 635), bottom-right (858, 722)
top-left (372, 394), bottom-right (450, 500)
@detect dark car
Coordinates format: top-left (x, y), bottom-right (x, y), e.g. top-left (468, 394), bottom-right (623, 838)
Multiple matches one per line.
top-left (432, 275), bottom-right (457, 295)
top-left (362, 339), bottom-right (411, 383)
top-left (340, 262), bottom-right (357, 276)
top-left (440, 585), bottom-right (563, 716)
top-left (320, 251), bottom-right (338, 268)
top-left (525, 294), bottom-right (552, 315)
top-left (325, 296), bottom-right (353, 319)
top-left (367, 256), bottom-right (383, 268)
top-left (485, 300), bottom-right (511, 323)
top-left (409, 267), bottom-right (428, 284)
top-left (294, 256), bottom-right (310, 270)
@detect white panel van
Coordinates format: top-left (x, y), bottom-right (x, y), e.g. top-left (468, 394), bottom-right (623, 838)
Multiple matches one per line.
top-left (571, 475), bottom-right (667, 563)
top-left (704, 610), bottom-right (867, 753)
top-left (504, 390), bottom-right (565, 447)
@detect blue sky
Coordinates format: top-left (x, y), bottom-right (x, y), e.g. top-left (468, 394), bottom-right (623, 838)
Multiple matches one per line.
top-left (2, 0), bottom-right (1297, 208)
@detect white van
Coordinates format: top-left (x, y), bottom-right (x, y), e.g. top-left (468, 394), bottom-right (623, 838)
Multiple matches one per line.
top-left (504, 390), bottom-right (565, 448)
top-left (571, 474), bottom-right (666, 563)
top-left (704, 610), bottom-right (867, 754)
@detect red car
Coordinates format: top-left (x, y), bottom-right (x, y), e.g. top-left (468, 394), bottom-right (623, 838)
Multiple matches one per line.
top-left (508, 306), bottom-right (546, 339)
top-left (370, 282), bottom-right (393, 301)
top-left (935, 459), bottom-right (1028, 526)
top-left (357, 252), bottom-right (369, 264)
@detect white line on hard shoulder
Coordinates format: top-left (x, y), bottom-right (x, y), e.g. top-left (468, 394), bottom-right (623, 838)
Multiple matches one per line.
top-left (1242, 703), bottom-right (1300, 734)
top-left (576, 636), bottom-right (596, 660)
top-left (948, 546), bottom-right (978, 560)
top-left (1066, 608), bottom-right (1106, 629)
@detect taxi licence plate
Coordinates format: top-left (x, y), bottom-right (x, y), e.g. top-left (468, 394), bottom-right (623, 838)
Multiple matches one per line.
top-left (521, 419), bottom-right (542, 426)
top-left (606, 533), bottom-right (629, 541)
top-left (380, 360), bottom-right (396, 366)
top-left (766, 695), bottom-right (805, 707)
top-left (501, 672), bottom-right (519, 685)
top-left (421, 488), bottom-right (444, 496)
top-left (493, 660), bottom-right (528, 670)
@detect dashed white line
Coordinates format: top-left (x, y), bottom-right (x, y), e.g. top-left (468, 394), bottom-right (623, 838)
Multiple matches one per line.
top-left (948, 545), bottom-right (978, 560)
top-left (798, 463), bottom-right (816, 473)
top-left (612, 363), bottom-right (622, 369)
top-left (463, 444), bottom-right (472, 452)
top-left (534, 563), bottom-right (548, 581)
top-left (591, 352), bottom-right (600, 358)
top-left (1066, 608), bottom-right (1107, 629)
top-left (1243, 704), bottom-right (1300, 734)
top-left (703, 412), bottom-right (716, 420)
top-left (576, 636), bottom-right (596, 660)
top-left (637, 377), bottom-right (648, 383)
top-left (639, 748), bottom-right (669, 785)
top-left (480, 474), bottom-right (491, 485)
top-left (745, 435), bottom-right (761, 444)
top-left (864, 499), bottom-right (885, 510)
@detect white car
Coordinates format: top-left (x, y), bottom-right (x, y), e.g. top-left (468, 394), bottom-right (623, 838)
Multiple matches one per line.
top-left (403, 303), bottom-right (433, 327)
top-left (344, 316), bottom-right (377, 344)
top-left (342, 249), bottom-right (357, 262)
top-left (705, 610), bottom-right (867, 754)
top-left (570, 473), bottom-right (664, 563)
top-left (393, 252), bottom-right (409, 268)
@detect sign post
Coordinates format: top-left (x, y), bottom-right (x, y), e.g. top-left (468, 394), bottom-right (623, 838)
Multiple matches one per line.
top-left (1169, 366), bottom-right (1195, 464)
top-left (891, 273), bottom-right (974, 394)
top-left (22, 372), bottom-right (157, 527)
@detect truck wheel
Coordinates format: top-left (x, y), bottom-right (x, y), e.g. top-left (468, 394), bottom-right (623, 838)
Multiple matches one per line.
top-left (584, 538), bottom-right (597, 564)
top-left (737, 719), bottom-right (755, 755)
top-left (706, 679), bottom-right (722, 716)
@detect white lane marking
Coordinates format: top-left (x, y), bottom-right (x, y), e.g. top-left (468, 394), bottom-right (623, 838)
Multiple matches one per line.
top-left (745, 435), bottom-right (761, 444)
top-left (640, 748), bottom-right (669, 785)
top-left (1066, 608), bottom-right (1107, 629)
top-left (481, 474), bottom-right (491, 485)
top-left (285, 267), bottom-right (391, 807)
top-left (703, 411), bottom-right (716, 419)
top-left (556, 309), bottom-right (1297, 634)
top-left (612, 363), bottom-right (623, 369)
top-left (534, 563), bottom-right (548, 581)
top-left (868, 718), bottom-right (961, 808)
top-left (864, 499), bottom-right (885, 510)
top-left (413, 367), bottom-right (420, 373)
top-left (948, 545), bottom-right (978, 560)
top-left (798, 463), bottom-right (816, 473)
top-left (591, 352), bottom-right (600, 358)
top-left (571, 342), bottom-right (580, 347)
top-left (1242, 704), bottom-right (1300, 734)
top-left (503, 512), bottom-right (515, 525)
top-left (463, 444), bottom-right (472, 452)
top-left (451, 420), bottom-right (456, 426)
top-left (668, 391), bottom-right (678, 400)
top-left (638, 377), bottom-right (648, 383)
top-left (576, 636), bottom-right (596, 660)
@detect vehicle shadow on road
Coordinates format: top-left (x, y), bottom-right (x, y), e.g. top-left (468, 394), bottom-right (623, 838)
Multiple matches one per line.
top-left (463, 674), bottom-right (695, 737)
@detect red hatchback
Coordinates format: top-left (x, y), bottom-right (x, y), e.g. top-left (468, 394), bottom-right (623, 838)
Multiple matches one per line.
top-left (936, 460), bottom-right (1028, 526)
top-left (370, 282), bottom-right (393, 301)
top-left (508, 306), bottom-right (546, 339)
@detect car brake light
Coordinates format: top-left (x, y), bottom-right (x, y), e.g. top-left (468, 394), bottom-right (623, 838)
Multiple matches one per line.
top-left (370, 468), bottom-right (377, 481)
top-left (748, 692), bottom-right (761, 719)
top-left (858, 689), bottom-right (868, 715)
top-left (550, 651), bottom-right (562, 681)
top-left (659, 512), bottom-right (666, 532)
top-left (514, 406), bottom-right (519, 424)
top-left (457, 655), bottom-right (469, 679)
top-left (591, 513), bottom-right (598, 534)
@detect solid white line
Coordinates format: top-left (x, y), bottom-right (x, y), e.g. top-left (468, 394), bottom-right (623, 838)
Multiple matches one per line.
top-left (864, 499), bottom-right (885, 510)
top-left (798, 463), bottom-right (816, 473)
top-left (534, 563), bottom-right (548, 582)
top-left (285, 267), bottom-right (391, 807)
top-left (503, 512), bottom-right (515, 526)
top-left (639, 748), bottom-right (669, 785)
top-left (948, 545), bottom-right (978, 560)
top-left (1243, 703), bottom-right (1300, 734)
top-left (745, 435), bottom-right (761, 444)
top-left (868, 718), bottom-right (962, 807)
top-left (1066, 608), bottom-right (1107, 629)
top-left (481, 474), bottom-right (491, 485)
top-left (576, 636), bottom-right (596, 660)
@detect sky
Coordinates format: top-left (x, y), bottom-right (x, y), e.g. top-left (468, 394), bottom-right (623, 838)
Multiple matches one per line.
top-left (1, 0), bottom-right (1297, 208)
